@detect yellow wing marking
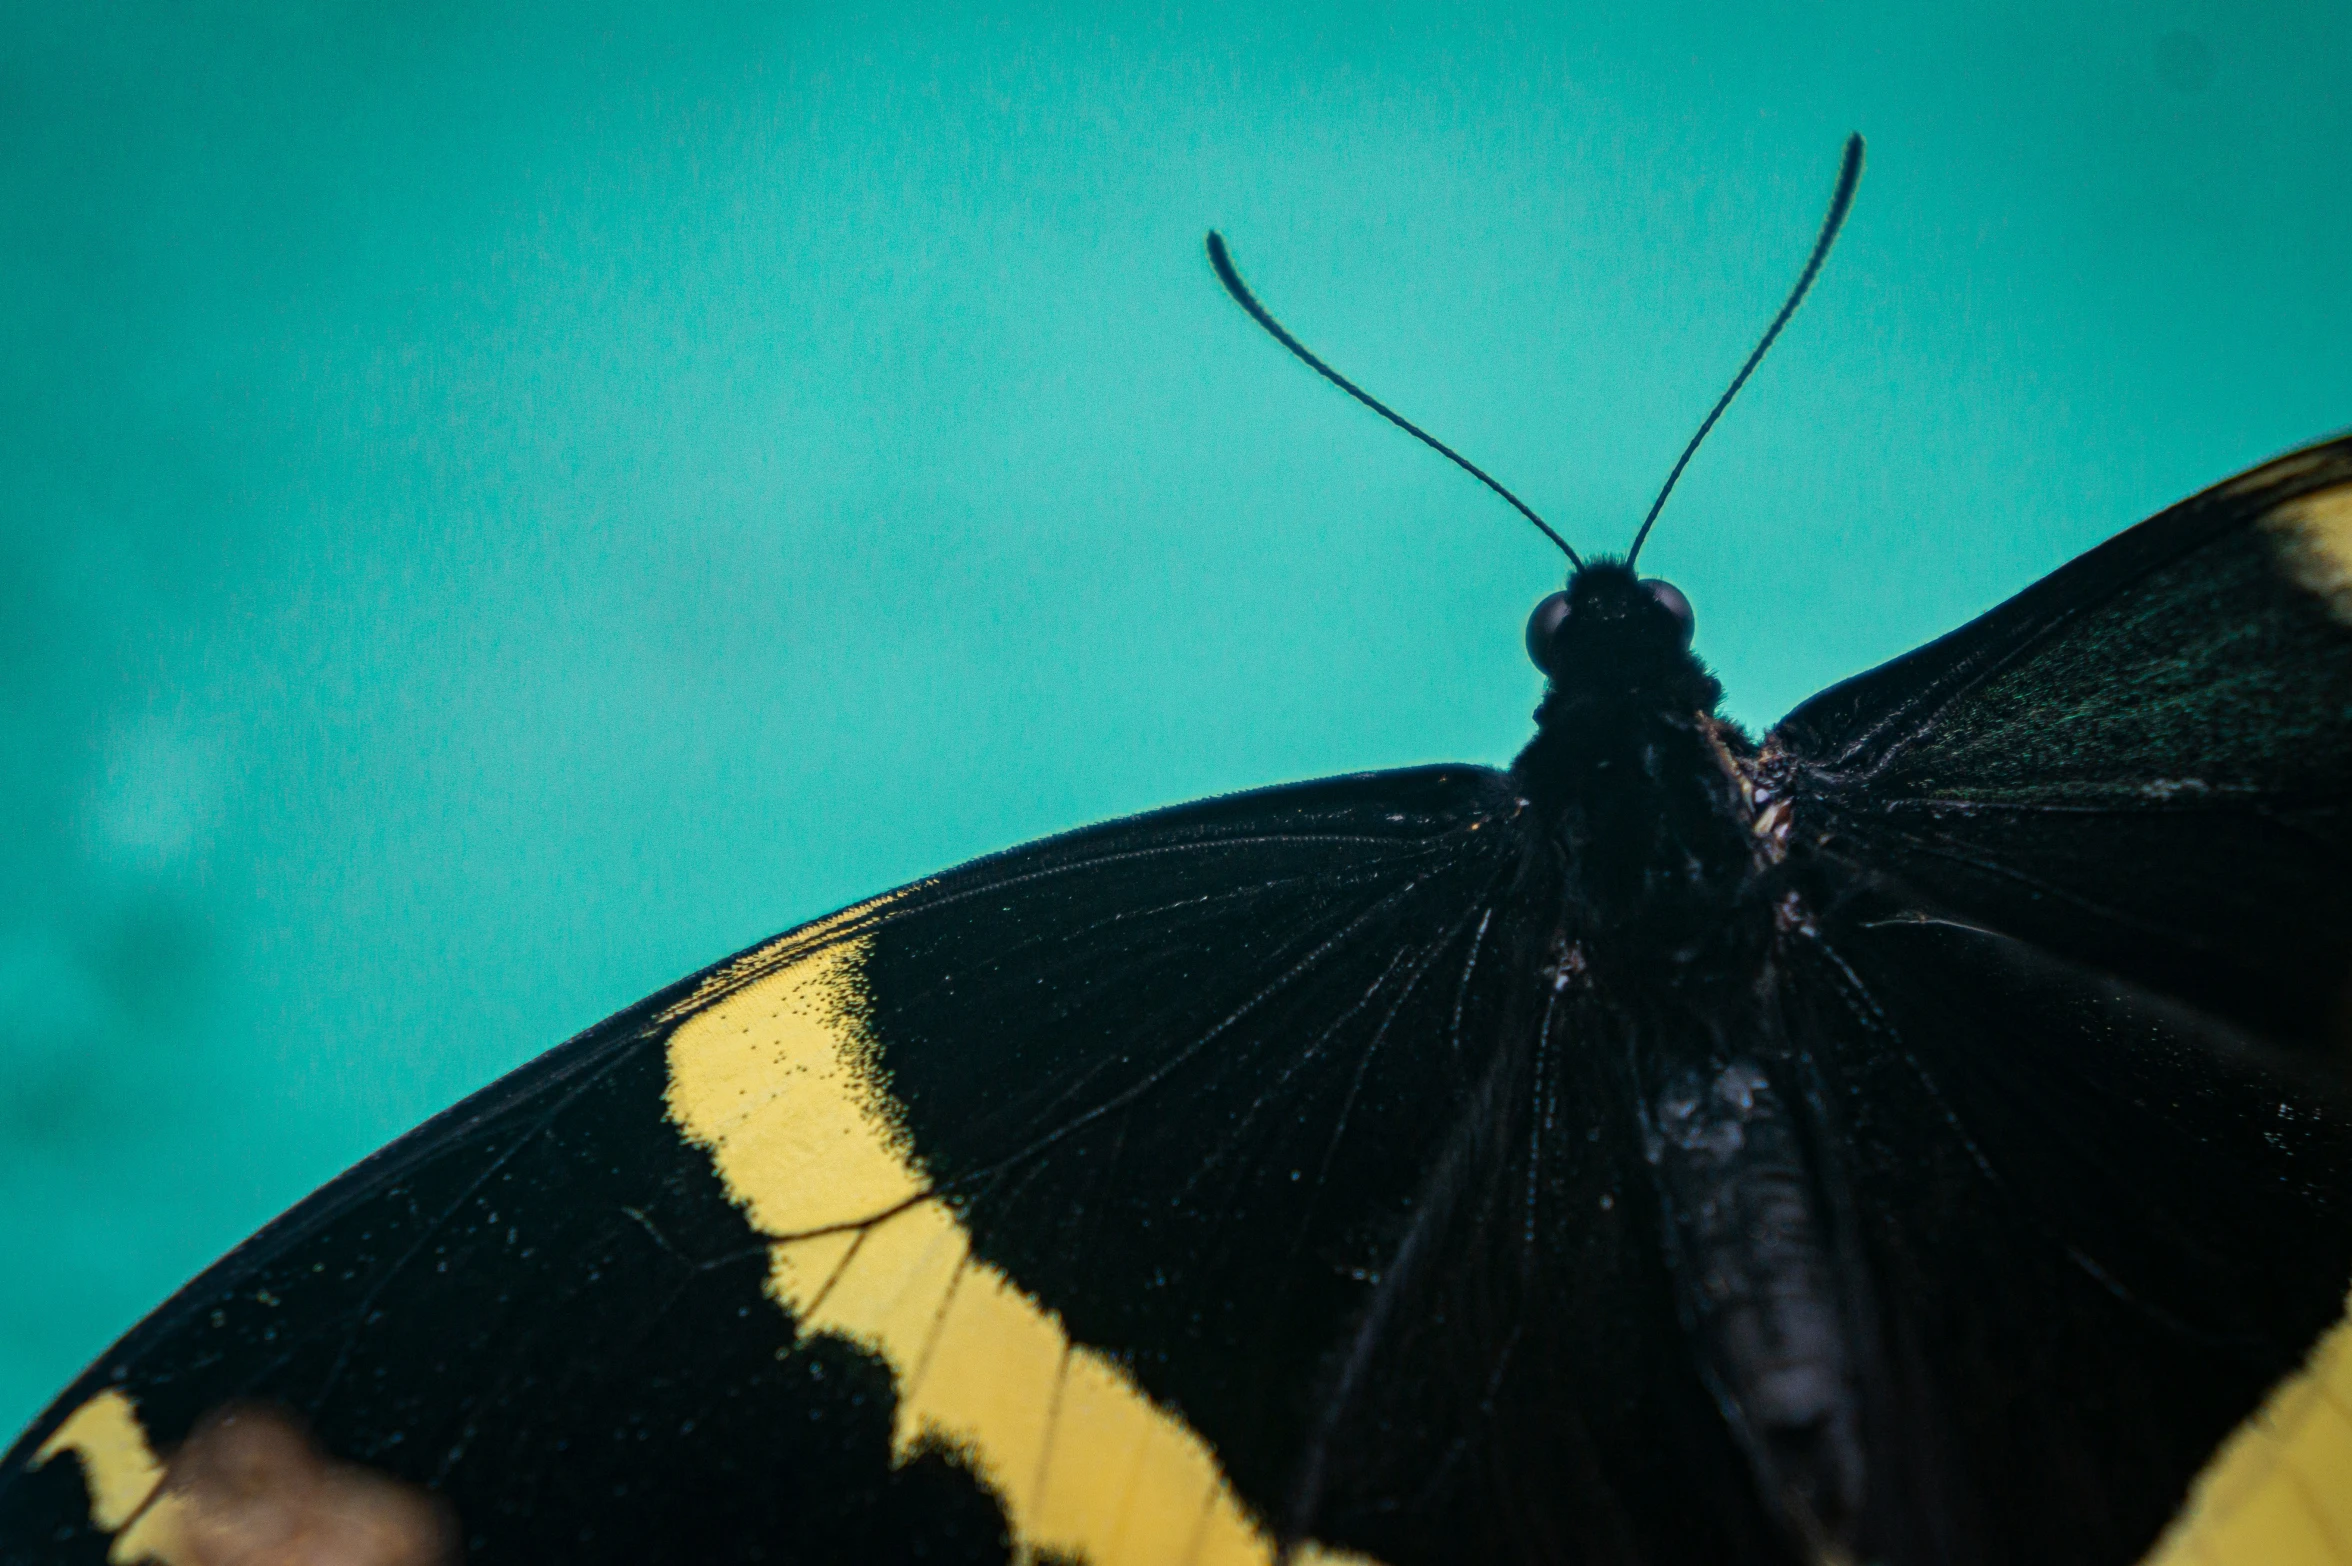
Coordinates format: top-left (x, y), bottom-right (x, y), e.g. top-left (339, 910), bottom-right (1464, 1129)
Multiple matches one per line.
top-left (35, 1389), bottom-right (161, 1533)
top-left (2141, 1287), bottom-right (2352, 1566)
top-left (31, 1390), bottom-right (198, 1564)
top-left (35, 1391), bottom-right (456, 1565)
top-left (2261, 481), bottom-right (2352, 623)
top-left (32, 1388), bottom-right (203, 1563)
top-left (2222, 446), bottom-right (2343, 500)
top-left (665, 921), bottom-right (1381, 1566)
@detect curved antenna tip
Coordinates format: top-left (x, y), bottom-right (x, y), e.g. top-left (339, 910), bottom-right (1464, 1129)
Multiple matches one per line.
top-left (1204, 228), bottom-right (1583, 567)
top-left (1625, 133), bottom-right (1867, 569)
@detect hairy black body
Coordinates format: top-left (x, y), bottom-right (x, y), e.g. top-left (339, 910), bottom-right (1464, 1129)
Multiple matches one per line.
top-left (1517, 561), bottom-right (1752, 966)
top-left (1515, 560), bottom-right (1865, 1553)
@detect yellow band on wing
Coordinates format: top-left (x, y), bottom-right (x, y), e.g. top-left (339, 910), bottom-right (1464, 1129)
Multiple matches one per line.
top-left (31, 1389), bottom-right (194, 1564)
top-left (2139, 1290), bottom-right (2352, 1566)
top-left (664, 919), bottom-right (1381, 1566)
top-left (2261, 482), bottom-right (2352, 623)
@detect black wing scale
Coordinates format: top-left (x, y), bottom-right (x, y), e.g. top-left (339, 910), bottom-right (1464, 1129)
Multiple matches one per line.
top-left (1765, 434), bottom-right (2352, 1563)
top-left (1774, 437), bottom-right (2352, 1048)
top-left (1783, 900), bottom-right (2352, 1565)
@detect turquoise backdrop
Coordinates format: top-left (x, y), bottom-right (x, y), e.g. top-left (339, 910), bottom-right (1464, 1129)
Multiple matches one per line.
top-left (2, 1), bottom-right (2346, 1432)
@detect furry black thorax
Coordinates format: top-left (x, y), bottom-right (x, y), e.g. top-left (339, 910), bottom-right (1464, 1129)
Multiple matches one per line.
top-left (1510, 562), bottom-right (1765, 988)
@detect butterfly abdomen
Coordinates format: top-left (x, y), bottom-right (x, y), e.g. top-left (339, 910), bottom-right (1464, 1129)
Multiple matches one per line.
top-left (1643, 1055), bottom-right (1866, 1550)
top-left (1509, 560), bottom-right (1889, 1555)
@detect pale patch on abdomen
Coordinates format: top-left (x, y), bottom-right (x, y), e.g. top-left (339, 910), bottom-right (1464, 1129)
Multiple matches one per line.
top-left (663, 914), bottom-right (1380, 1566)
top-left (2139, 1290), bottom-right (2352, 1566)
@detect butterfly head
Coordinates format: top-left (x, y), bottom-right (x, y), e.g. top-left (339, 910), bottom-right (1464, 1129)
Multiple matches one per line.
top-left (1526, 561), bottom-right (1720, 715)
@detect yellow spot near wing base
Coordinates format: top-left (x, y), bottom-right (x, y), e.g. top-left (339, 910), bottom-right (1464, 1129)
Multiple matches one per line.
top-left (664, 923), bottom-right (1380, 1566)
top-left (36, 1393), bottom-right (455, 1566)
top-left (2262, 483), bottom-right (2352, 624)
top-left (32, 1389), bottom-right (195, 1564)
top-left (36, 1390), bottom-right (160, 1531)
top-left (2141, 1292), bottom-right (2352, 1566)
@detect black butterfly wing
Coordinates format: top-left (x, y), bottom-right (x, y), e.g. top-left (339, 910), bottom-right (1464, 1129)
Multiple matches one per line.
top-left (1784, 896), bottom-right (2352, 1566)
top-left (1766, 434), bottom-right (2352, 1564)
top-left (1772, 433), bottom-right (2352, 1051)
top-left (1, 764), bottom-right (1774, 1566)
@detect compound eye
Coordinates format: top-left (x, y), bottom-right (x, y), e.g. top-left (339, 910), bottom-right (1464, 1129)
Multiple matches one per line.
top-left (1525, 590), bottom-right (1572, 672)
top-left (1642, 578), bottom-right (1695, 647)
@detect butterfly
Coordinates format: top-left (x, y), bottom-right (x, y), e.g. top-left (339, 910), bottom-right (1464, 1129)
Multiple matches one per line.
top-left (7, 133), bottom-right (2352, 1566)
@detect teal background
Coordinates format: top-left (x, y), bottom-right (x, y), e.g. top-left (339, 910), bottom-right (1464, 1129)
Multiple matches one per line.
top-left (2, 2), bottom-right (2346, 1434)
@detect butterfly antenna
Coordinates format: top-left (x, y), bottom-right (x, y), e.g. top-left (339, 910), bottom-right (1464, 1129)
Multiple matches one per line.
top-left (1206, 231), bottom-right (1583, 567)
top-left (1625, 133), bottom-right (1865, 570)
